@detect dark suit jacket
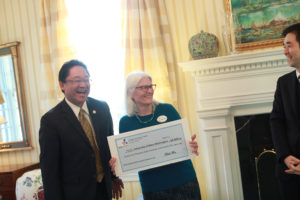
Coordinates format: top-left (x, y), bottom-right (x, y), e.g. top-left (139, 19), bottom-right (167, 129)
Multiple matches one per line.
top-left (39, 97), bottom-right (115, 200)
top-left (270, 70), bottom-right (300, 178)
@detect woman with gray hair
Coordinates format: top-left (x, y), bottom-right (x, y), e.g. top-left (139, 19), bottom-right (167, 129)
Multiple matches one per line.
top-left (111, 71), bottom-right (201, 200)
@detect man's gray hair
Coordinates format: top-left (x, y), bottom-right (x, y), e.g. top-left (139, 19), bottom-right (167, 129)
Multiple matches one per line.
top-left (125, 71), bottom-right (159, 116)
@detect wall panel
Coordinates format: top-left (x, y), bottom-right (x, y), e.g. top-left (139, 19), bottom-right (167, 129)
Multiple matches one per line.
top-left (164, 1), bottom-right (228, 199)
top-left (0, 0), bottom-right (41, 165)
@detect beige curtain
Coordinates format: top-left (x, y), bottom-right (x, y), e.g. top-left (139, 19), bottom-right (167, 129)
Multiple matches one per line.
top-left (122, 0), bottom-right (178, 107)
top-left (39, 0), bottom-right (75, 114)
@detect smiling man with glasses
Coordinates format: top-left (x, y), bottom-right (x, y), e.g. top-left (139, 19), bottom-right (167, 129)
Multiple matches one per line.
top-left (271, 23), bottom-right (300, 199)
top-left (39, 59), bottom-right (123, 200)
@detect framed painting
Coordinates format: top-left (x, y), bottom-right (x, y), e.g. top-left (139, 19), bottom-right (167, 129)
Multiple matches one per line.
top-left (225, 0), bottom-right (300, 51)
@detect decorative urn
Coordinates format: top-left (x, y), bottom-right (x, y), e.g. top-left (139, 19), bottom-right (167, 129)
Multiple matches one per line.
top-left (188, 30), bottom-right (219, 59)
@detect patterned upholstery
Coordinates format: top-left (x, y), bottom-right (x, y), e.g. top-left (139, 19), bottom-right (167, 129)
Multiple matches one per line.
top-left (15, 169), bottom-right (44, 200)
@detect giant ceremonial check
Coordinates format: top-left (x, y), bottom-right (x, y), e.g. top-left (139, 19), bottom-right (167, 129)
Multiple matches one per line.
top-left (107, 118), bottom-right (195, 176)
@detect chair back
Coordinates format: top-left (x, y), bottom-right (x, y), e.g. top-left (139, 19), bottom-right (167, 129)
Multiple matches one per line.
top-left (255, 150), bottom-right (281, 200)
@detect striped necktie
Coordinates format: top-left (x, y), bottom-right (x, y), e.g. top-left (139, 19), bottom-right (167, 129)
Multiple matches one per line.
top-left (79, 108), bottom-right (104, 182)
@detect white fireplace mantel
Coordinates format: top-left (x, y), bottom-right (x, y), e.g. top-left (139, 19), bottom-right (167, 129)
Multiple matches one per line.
top-left (178, 49), bottom-right (293, 200)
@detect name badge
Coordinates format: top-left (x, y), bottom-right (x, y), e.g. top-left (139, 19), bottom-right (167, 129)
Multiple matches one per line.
top-left (157, 115), bottom-right (167, 123)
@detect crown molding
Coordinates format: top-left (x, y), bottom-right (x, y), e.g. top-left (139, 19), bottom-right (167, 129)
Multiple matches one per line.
top-left (179, 49), bottom-right (287, 76)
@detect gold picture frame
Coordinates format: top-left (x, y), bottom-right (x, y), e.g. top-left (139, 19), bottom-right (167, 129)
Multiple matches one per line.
top-left (0, 42), bottom-right (32, 152)
top-left (224, 0), bottom-right (300, 51)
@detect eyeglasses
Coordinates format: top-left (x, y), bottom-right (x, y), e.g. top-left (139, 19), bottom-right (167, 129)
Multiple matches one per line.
top-left (135, 84), bottom-right (156, 91)
top-left (65, 79), bottom-right (91, 84)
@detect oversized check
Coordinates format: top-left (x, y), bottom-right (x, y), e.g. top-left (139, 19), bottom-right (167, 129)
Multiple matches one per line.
top-left (107, 118), bottom-right (195, 176)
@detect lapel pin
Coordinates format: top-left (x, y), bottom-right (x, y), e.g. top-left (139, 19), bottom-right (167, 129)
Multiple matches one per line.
top-left (93, 110), bottom-right (96, 114)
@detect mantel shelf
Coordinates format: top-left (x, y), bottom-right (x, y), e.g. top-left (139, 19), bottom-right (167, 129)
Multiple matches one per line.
top-left (178, 49), bottom-right (287, 76)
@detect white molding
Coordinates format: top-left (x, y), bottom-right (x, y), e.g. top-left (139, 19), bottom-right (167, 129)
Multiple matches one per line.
top-left (194, 65), bottom-right (291, 82)
top-left (203, 127), bottom-right (229, 132)
top-left (197, 106), bottom-right (230, 118)
top-left (178, 49), bottom-right (287, 76)
top-left (198, 91), bottom-right (275, 109)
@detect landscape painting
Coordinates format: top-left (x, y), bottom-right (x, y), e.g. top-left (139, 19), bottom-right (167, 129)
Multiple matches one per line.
top-left (228, 0), bottom-right (300, 51)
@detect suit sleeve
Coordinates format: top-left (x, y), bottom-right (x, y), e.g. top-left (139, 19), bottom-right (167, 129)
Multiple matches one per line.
top-left (102, 101), bottom-right (118, 180)
top-left (270, 78), bottom-right (291, 163)
top-left (39, 115), bottom-right (64, 200)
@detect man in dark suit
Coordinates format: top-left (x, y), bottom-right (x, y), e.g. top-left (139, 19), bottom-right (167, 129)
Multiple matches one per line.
top-left (271, 23), bottom-right (300, 199)
top-left (39, 60), bottom-right (123, 200)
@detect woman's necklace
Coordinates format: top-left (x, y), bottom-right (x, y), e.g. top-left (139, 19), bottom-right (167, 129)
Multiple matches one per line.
top-left (135, 105), bottom-right (155, 124)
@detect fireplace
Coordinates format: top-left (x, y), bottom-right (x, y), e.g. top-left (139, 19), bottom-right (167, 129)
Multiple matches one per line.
top-left (179, 49), bottom-right (291, 200)
top-left (234, 113), bottom-right (280, 200)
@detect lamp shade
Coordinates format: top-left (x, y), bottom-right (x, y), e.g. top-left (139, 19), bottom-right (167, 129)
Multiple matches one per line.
top-left (0, 90), bottom-right (4, 104)
top-left (0, 114), bottom-right (7, 125)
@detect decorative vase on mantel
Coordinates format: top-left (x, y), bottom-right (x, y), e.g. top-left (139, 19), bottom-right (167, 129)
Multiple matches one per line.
top-left (188, 30), bottom-right (219, 60)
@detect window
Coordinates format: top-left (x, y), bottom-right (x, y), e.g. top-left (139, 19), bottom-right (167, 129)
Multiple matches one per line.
top-left (65, 0), bottom-right (125, 134)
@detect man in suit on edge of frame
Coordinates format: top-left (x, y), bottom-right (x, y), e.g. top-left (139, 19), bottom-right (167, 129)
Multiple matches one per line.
top-left (39, 59), bottom-right (123, 200)
top-left (271, 22), bottom-right (300, 200)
